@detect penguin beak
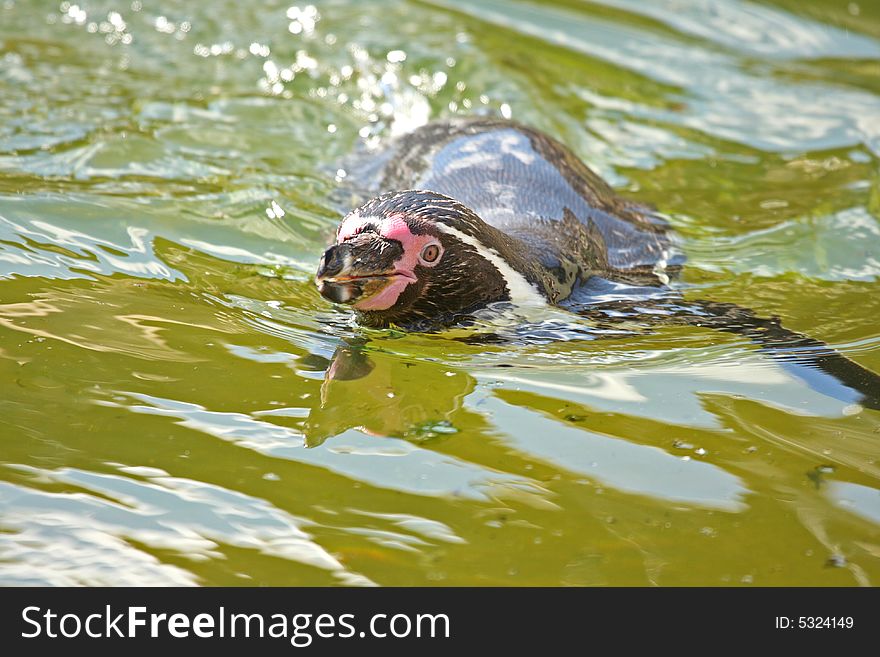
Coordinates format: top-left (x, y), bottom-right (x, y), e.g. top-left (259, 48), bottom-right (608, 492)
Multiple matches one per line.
top-left (315, 235), bottom-right (408, 305)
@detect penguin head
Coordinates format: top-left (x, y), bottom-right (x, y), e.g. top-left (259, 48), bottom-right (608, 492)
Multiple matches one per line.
top-left (316, 190), bottom-right (515, 328)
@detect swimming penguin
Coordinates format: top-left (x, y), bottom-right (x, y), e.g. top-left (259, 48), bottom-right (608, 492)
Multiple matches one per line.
top-left (315, 118), bottom-right (880, 410)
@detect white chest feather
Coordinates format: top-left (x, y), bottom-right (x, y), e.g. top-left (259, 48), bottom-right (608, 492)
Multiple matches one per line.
top-left (434, 223), bottom-right (547, 308)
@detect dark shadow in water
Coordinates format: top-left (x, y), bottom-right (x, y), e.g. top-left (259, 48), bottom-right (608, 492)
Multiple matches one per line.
top-left (307, 293), bottom-right (880, 449)
top-left (303, 343), bottom-right (476, 446)
top-left (567, 297), bottom-right (880, 412)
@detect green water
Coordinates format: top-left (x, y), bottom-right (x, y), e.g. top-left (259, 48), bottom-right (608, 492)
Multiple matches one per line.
top-left (1, 0), bottom-right (879, 586)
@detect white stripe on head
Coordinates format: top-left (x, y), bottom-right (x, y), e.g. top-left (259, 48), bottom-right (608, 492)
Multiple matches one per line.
top-left (433, 223), bottom-right (546, 308)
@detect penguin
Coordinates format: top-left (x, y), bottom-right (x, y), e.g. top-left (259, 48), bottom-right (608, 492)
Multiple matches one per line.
top-left (315, 118), bottom-right (880, 410)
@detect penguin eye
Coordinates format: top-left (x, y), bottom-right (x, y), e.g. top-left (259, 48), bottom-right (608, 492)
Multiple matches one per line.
top-left (420, 243), bottom-right (441, 264)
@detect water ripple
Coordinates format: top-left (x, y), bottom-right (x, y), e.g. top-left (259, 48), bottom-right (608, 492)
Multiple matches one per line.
top-left (593, 0), bottom-right (880, 59)
top-left (101, 391), bottom-right (549, 503)
top-left (430, 0), bottom-right (880, 154)
top-left (0, 465), bottom-right (374, 586)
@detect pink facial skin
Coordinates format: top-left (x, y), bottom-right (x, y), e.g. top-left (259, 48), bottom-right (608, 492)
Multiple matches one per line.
top-left (335, 213), bottom-right (442, 311)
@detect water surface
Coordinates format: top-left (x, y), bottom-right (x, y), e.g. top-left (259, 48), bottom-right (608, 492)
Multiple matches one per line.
top-left (1, 0), bottom-right (879, 586)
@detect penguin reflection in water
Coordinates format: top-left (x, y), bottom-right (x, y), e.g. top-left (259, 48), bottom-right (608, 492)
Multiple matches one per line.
top-left (314, 119), bottom-right (880, 412)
